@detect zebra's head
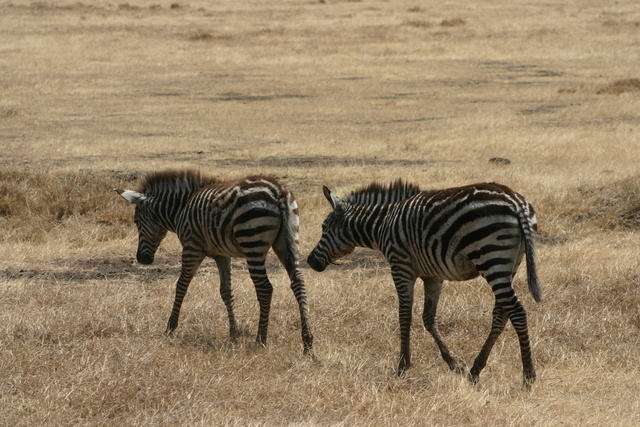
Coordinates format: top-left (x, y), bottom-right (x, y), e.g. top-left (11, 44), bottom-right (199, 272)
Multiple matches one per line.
top-left (115, 189), bottom-right (168, 265)
top-left (307, 186), bottom-right (356, 272)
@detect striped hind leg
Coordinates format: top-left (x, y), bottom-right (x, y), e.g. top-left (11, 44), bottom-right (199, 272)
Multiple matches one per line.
top-left (508, 298), bottom-right (536, 388)
top-left (285, 268), bottom-right (313, 355)
top-left (471, 275), bottom-right (536, 387)
top-left (469, 300), bottom-right (508, 383)
top-left (273, 240), bottom-right (314, 355)
top-left (422, 277), bottom-right (465, 374)
top-left (281, 267), bottom-right (314, 354)
top-left (214, 256), bottom-right (238, 342)
top-left (166, 250), bottom-right (205, 335)
top-left (245, 253), bottom-right (273, 348)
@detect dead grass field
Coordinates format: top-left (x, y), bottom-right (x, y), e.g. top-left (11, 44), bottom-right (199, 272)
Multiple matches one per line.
top-left (1, 0), bottom-right (639, 425)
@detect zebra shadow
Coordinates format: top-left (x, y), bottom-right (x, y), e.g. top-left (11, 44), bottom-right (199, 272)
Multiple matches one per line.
top-left (0, 255), bottom-right (184, 284)
top-left (166, 326), bottom-right (267, 353)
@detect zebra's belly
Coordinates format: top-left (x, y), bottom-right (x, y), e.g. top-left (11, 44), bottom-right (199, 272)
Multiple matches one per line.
top-left (448, 254), bottom-right (481, 281)
top-left (420, 260), bottom-right (480, 281)
top-left (205, 244), bottom-right (244, 259)
top-left (203, 223), bottom-right (280, 259)
top-left (413, 247), bottom-right (480, 281)
top-left (197, 230), bottom-right (245, 258)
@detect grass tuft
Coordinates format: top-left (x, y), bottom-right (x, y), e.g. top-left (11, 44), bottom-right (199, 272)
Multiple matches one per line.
top-left (0, 169), bottom-right (132, 242)
top-left (566, 175), bottom-right (640, 230)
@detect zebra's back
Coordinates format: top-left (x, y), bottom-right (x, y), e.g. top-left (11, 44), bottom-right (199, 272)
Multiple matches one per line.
top-left (388, 183), bottom-right (536, 281)
top-left (177, 176), bottom-right (292, 258)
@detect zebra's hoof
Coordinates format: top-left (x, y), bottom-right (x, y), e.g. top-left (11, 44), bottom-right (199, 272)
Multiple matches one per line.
top-left (303, 345), bottom-right (314, 356)
top-left (254, 338), bottom-right (267, 350)
top-left (523, 369), bottom-right (536, 390)
top-left (396, 359), bottom-right (410, 377)
top-left (165, 321), bottom-right (177, 336)
top-left (451, 363), bottom-right (467, 375)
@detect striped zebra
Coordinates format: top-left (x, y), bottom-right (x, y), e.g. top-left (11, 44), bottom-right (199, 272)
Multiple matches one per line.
top-left (115, 170), bottom-right (313, 354)
top-left (307, 181), bottom-right (541, 386)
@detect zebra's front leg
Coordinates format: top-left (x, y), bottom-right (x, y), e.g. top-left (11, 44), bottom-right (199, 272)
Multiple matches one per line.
top-left (392, 267), bottom-right (416, 376)
top-left (422, 277), bottom-right (465, 374)
top-left (247, 255), bottom-right (273, 348)
top-left (166, 251), bottom-right (205, 335)
top-left (214, 256), bottom-right (238, 343)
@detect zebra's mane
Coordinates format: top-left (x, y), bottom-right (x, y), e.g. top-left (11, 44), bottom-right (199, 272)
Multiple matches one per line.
top-left (344, 180), bottom-right (422, 206)
top-left (137, 169), bottom-right (219, 196)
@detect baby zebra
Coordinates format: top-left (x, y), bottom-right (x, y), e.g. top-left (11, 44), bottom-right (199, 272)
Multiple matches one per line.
top-left (307, 180), bottom-right (541, 387)
top-left (116, 170), bottom-right (313, 354)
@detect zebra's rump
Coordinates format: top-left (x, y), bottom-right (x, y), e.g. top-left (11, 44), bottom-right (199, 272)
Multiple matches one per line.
top-left (394, 183), bottom-right (533, 280)
top-left (177, 176), bottom-right (292, 257)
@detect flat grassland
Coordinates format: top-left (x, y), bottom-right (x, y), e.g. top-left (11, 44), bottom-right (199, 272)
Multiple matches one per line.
top-left (1, 0), bottom-right (639, 425)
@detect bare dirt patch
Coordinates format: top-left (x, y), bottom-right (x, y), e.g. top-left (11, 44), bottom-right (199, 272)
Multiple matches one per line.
top-left (440, 18), bottom-right (466, 27)
top-left (207, 93), bottom-right (311, 103)
top-left (597, 78), bottom-right (640, 95)
top-left (213, 155), bottom-right (458, 169)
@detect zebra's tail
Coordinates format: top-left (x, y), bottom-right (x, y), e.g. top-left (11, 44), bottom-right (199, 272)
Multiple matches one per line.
top-left (278, 191), bottom-right (302, 274)
top-left (517, 204), bottom-right (543, 303)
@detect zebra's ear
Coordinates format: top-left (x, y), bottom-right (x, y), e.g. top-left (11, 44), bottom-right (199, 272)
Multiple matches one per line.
top-left (323, 185), bottom-right (343, 211)
top-left (114, 188), bottom-right (147, 205)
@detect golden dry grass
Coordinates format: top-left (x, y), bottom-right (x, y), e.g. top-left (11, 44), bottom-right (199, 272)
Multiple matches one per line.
top-left (1, 0), bottom-right (639, 425)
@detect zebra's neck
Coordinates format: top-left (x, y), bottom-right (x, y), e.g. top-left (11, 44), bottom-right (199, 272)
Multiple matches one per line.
top-left (345, 204), bottom-right (390, 251)
top-left (147, 187), bottom-right (200, 233)
top-left (137, 170), bottom-right (216, 233)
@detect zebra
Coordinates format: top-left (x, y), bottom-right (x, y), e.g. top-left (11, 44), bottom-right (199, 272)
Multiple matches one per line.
top-left (307, 180), bottom-right (542, 387)
top-left (115, 169), bottom-right (313, 355)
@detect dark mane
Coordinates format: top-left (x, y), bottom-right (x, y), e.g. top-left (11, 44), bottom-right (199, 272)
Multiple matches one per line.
top-left (136, 169), bottom-right (219, 195)
top-left (344, 179), bottom-right (422, 206)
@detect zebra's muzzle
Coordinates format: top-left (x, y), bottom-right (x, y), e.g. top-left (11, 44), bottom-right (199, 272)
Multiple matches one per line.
top-left (137, 252), bottom-right (155, 265)
top-left (307, 255), bottom-right (326, 272)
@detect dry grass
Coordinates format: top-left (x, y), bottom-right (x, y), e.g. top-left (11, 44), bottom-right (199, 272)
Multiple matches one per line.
top-left (1, 0), bottom-right (640, 425)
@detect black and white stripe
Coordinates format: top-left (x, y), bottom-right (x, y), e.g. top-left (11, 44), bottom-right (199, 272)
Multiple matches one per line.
top-left (116, 170), bottom-right (313, 354)
top-left (307, 180), bottom-right (541, 386)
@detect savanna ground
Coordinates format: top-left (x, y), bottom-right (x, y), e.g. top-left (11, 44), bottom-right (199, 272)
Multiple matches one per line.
top-left (1, 0), bottom-right (639, 425)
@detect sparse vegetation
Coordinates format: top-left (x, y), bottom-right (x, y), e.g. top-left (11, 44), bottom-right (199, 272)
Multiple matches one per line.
top-left (1, 0), bottom-right (639, 425)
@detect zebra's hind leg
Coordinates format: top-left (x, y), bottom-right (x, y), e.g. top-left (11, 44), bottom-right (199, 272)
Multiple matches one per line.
top-left (273, 245), bottom-right (314, 355)
top-left (214, 256), bottom-right (238, 343)
top-left (507, 299), bottom-right (536, 388)
top-left (470, 297), bottom-right (536, 388)
top-left (469, 300), bottom-right (508, 384)
top-left (422, 277), bottom-right (465, 374)
top-left (166, 251), bottom-right (205, 335)
top-left (246, 254), bottom-right (273, 348)
top-left (286, 269), bottom-right (314, 355)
